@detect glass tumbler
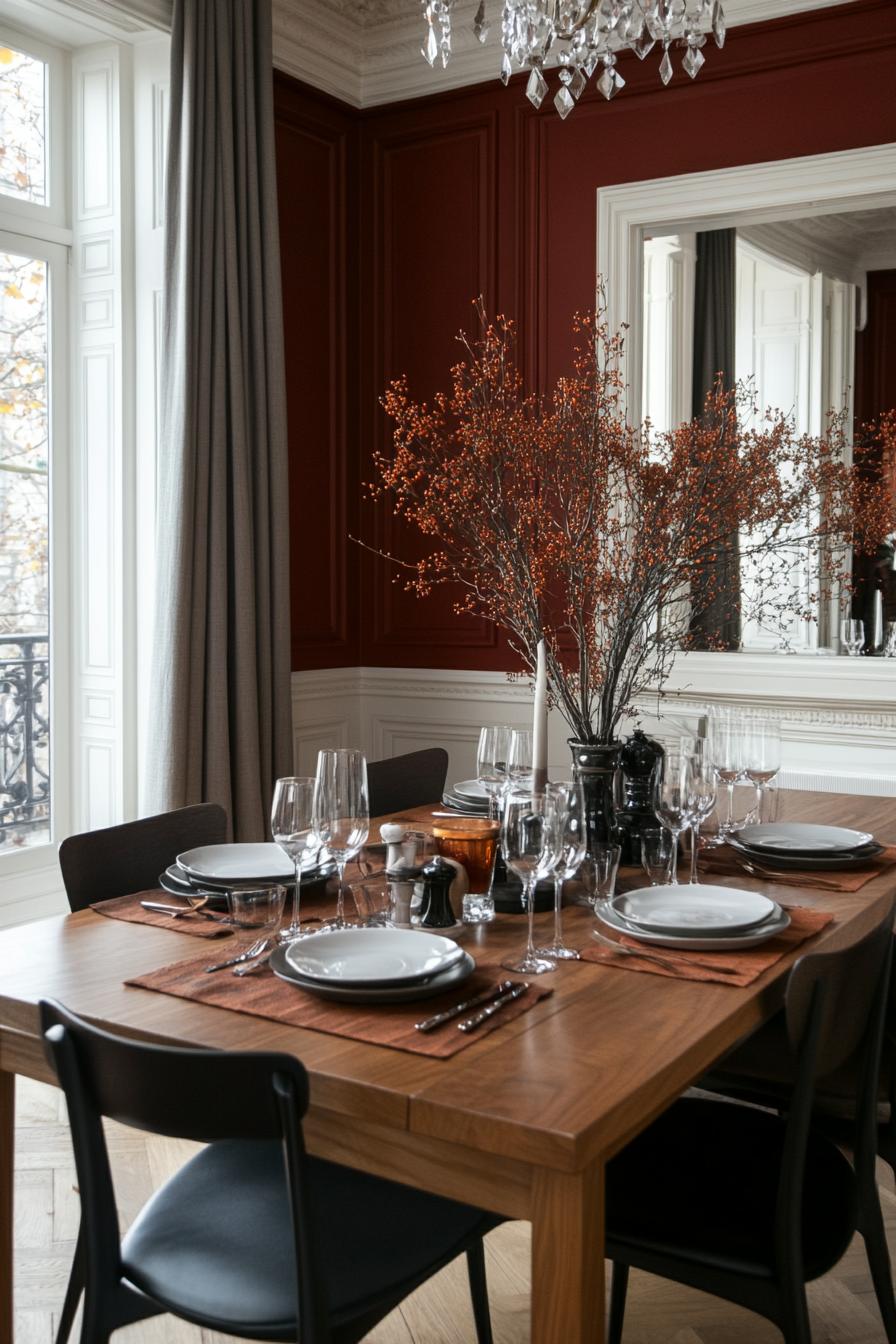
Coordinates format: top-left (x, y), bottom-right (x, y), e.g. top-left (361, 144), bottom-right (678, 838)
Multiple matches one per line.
top-left (433, 816), bottom-right (500, 923)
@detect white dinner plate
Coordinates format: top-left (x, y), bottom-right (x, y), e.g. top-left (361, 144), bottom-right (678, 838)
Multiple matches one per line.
top-left (728, 838), bottom-right (884, 871)
top-left (284, 926), bottom-right (465, 986)
top-left (453, 779), bottom-right (490, 800)
top-left (271, 945), bottom-right (475, 1003)
top-left (596, 899), bottom-right (790, 950)
top-left (610, 885), bottom-right (776, 935)
top-left (734, 823), bottom-right (874, 854)
top-left (177, 843), bottom-right (295, 886)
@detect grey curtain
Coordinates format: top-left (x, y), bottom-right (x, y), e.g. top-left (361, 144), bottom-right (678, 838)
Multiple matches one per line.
top-left (147, 0), bottom-right (293, 840)
top-left (688, 227), bottom-right (741, 652)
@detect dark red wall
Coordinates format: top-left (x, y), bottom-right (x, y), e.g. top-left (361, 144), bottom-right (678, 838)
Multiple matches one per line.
top-left (275, 0), bottom-right (896, 674)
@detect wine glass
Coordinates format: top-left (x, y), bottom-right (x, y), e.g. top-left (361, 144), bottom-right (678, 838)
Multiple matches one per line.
top-left (507, 729), bottom-right (533, 787)
top-left (500, 791), bottom-right (559, 975)
top-left (477, 725), bottom-right (512, 820)
top-left (706, 707), bottom-right (747, 838)
top-left (743, 719), bottom-right (781, 825)
top-left (312, 749), bottom-right (369, 929)
top-left (683, 740), bottom-right (717, 885)
top-left (535, 781), bottom-right (585, 961)
top-left (271, 776), bottom-right (318, 944)
top-left (841, 618), bottom-right (865, 656)
top-left (651, 747), bottom-right (696, 886)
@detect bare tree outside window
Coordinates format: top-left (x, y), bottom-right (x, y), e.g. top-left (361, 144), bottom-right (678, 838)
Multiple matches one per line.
top-left (0, 240), bottom-right (50, 848)
top-left (0, 45), bottom-right (45, 205)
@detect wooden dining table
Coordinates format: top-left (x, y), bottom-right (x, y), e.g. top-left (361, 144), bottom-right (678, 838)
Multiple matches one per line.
top-left (1, 789), bottom-right (895, 1344)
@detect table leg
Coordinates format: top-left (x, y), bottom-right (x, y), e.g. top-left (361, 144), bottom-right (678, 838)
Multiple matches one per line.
top-left (530, 1159), bottom-right (605, 1344)
top-left (0, 1069), bottom-right (14, 1344)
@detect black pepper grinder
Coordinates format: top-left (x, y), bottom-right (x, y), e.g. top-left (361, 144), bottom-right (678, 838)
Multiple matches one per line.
top-left (417, 856), bottom-right (457, 928)
top-left (616, 729), bottom-right (665, 867)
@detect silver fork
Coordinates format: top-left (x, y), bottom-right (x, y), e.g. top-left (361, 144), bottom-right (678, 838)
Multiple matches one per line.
top-left (204, 938), bottom-right (270, 973)
top-left (735, 857), bottom-right (844, 890)
top-left (591, 928), bottom-right (742, 977)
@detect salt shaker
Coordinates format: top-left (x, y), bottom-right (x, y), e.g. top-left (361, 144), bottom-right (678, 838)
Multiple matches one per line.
top-left (380, 823), bottom-right (417, 873)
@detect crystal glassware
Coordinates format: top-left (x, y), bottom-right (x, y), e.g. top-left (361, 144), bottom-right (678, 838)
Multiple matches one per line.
top-left (590, 841), bottom-right (622, 906)
top-left (312, 748), bottom-right (369, 930)
top-left (743, 718), bottom-right (781, 826)
top-left (841, 617), bottom-right (865, 656)
top-left (477, 725), bottom-right (512, 820)
top-left (226, 885), bottom-right (285, 951)
top-left (500, 791), bottom-right (558, 975)
top-left (684, 739), bottom-right (718, 884)
top-left (651, 748), bottom-right (695, 886)
top-left (271, 776), bottom-right (318, 944)
top-left (706, 707), bottom-right (747, 839)
top-left (507, 729), bottom-right (534, 787)
top-left (535, 781), bottom-right (585, 961)
top-left (641, 826), bottom-right (674, 885)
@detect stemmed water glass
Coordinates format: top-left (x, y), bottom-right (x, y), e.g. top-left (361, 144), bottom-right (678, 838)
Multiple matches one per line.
top-left (706, 708), bottom-right (747, 839)
top-left (841, 618), bottom-right (865, 657)
top-left (507, 730), bottom-right (533, 788)
top-left (684, 741), bottom-right (717, 884)
top-left (651, 746), bottom-right (696, 886)
top-left (271, 776), bottom-right (318, 944)
top-left (743, 718), bottom-right (781, 825)
top-left (312, 749), bottom-right (369, 929)
top-left (500, 791), bottom-right (559, 975)
top-left (477, 725), bottom-right (512, 820)
top-left (535, 781), bottom-right (585, 961)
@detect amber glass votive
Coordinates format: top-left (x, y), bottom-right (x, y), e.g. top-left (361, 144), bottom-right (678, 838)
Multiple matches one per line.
top-left (432, 817), bottom-right (501, 894)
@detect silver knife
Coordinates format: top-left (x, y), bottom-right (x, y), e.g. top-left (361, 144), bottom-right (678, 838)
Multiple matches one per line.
top-left (233, 950), bottom-right (273, 976)
top-left (414, 980), bottom-right (516, 1032)
top-left (457, 982), bottom-right (530, 1033)
top-left (430, 811), bottom-right (490, 819)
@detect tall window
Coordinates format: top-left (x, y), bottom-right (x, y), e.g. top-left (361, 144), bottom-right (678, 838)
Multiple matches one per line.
top-left (0, 43), bottom-right (49, 850)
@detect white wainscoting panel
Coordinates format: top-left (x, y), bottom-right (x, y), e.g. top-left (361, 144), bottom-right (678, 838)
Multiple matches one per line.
top-left (292, 658), bottom-right (896, 797)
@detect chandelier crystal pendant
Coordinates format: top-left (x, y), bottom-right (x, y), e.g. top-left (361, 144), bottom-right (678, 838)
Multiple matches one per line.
top-left (421, 0), bottom-right (726, 116)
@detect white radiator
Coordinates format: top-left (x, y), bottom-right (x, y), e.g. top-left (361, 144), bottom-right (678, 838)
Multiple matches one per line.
top-left (778, 770), bottom-right (896, 798)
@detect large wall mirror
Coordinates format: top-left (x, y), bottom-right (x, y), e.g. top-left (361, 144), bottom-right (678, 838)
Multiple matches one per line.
top-left (597, 144), bottom-right (896, 659)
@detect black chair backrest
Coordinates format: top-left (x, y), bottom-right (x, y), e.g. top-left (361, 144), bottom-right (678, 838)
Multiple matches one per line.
top-left (367, 747), bottom-right (449, 818)
top-left (58, 803), bottom-right (228, 912)
top-left (785, 906), bottom-right (894, 1078)
top-left (40, 999), bottom-right (324, 1341)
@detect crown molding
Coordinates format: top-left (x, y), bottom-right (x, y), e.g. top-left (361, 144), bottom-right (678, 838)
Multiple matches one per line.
top-left (271, 0), bottom-right (867, 110)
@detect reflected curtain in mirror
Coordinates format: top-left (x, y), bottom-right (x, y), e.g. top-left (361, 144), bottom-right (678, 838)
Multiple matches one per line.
top-left (147, 0), bottom-right (293, 840)
top-left (688, 227), bottom-right (741, 651)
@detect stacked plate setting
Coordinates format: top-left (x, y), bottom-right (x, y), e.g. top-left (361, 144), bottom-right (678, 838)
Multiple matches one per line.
top-left (270, 927), bottom-right (475, 1003)
top-left (728, 823), bottom-right (884, 871)
top-left (598, 885), bottom-right (790, 950)
top-left (441, 779), bottom-right (490, 815)
top-left (159, 843), bottom-right (333, 907)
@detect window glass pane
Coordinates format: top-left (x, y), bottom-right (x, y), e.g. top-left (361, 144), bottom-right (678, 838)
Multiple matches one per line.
top-left (0, 251), bottom-right (48, 848)
top-left (0, 45), bottom-right (46, 205)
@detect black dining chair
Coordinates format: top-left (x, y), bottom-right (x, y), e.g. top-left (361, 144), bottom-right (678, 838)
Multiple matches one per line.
top-left (367, 748), bottom-right (449, 818)
top-left (57, 803), bottom-right (228, 912)
top-left (697, 930), bottom-right (896, 1341)
top-left (604, 903), bottom-right (895, 1344)
top-left (40, 997), bottom-right (503, 1344)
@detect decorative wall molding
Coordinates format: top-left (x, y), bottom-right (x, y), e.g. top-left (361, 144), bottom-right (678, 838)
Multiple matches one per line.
top-left (596, 143), bottom-right (896, 421)
top-left (292, 661), bottom-right (896, 799)
top-left (270, 0), bottom-right (867, 109)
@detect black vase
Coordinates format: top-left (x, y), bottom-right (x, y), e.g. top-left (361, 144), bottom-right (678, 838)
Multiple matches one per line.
top-left (568, 739), bottom-right (621, 851)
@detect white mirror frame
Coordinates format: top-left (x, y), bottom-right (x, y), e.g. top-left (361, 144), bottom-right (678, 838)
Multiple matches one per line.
top-left (596, 142), bottom-right (896, 427)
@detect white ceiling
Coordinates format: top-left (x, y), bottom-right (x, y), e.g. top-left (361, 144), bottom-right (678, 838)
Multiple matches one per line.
top-left (740, 207), bottom-right (896, 288)
top-left (271, 0), bottom-right (864, 109)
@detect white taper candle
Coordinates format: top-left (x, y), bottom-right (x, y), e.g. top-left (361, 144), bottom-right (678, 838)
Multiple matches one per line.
top-left (533, 639), bottom-right (548, 794)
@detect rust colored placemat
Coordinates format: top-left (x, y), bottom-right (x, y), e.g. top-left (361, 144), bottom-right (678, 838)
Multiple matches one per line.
top-left (126, 956), bottom-right (552, 1058)
top-left (91, 891), bottom-right (233, 939)
top-left (581, 906), bottom-right (834, 987)
top-left (697, 844), bottom-right (896, 892)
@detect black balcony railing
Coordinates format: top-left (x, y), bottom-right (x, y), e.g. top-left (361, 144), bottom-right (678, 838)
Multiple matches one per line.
top-left (0, 634), bottom-right (49, 846)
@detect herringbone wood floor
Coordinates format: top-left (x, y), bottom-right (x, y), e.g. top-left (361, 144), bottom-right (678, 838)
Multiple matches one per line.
top-left (12, 1076), bottom-right (896, 1343)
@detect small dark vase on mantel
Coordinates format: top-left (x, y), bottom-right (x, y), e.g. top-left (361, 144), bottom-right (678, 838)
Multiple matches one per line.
top-left (568, 738), bottom-right (621, 851)
top-left (615, 729), bottom-right (665, 867)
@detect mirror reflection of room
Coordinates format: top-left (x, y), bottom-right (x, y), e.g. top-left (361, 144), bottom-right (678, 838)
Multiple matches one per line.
top-left (642, 209), bottom-right (896, 655)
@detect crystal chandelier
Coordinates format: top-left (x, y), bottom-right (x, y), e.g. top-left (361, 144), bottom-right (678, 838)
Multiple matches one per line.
top-left (421, 0), bottom-right (726, 118)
